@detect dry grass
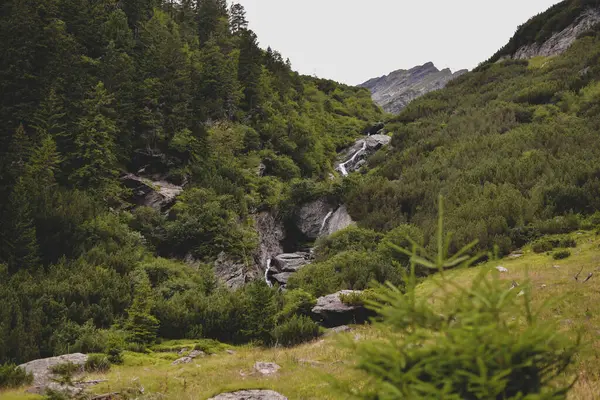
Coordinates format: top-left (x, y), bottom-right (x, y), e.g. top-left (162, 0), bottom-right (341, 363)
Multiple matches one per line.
top-left (6, 231), bottom-right (600, 399)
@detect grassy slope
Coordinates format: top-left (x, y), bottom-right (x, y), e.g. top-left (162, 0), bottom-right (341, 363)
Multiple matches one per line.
top-left (5, 231), bottom-right (600, 400)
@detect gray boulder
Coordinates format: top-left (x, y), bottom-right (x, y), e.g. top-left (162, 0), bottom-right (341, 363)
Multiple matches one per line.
top-left (172, 356), bottom-right (194, 365)
top-left (121, 173), bottom-right (184, 211)
top-left (325, 205), bottom-right (355, 236)
top-left (254, 362), bottom-right (281, 376)
top-left (209, 390), bottom-right (287, 400)
top-left (18, 353), bottom-right (88, 394)
top-left (273, 253), bottom-right (311, 272)
top-left (312, 290), bottom-right (371, 328)
top-left (271, 272), bottom-right (294, 285)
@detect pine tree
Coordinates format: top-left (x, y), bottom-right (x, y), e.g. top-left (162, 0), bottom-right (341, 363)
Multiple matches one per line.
top-left (196, 0), bottom-right (229, 44)
top-left (68, 82), bottom-right (118, 190)
top-left (124, 270), bottom-right (159, 345)
top-left (237, 29), bottom-right (265, 116)
top-left (2, 178), bottom-right (40, 273)
top-left (229, 3), bottom-right (248, 34)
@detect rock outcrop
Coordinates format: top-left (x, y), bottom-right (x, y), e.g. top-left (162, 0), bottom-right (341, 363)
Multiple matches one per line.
top-left (253, 211), bottom-right (285, 269)
top-left (268, 252), bottom-right (312, 285)
top-left (214, 252), bottom-right (258, 289)
top-left (209, 390), bottom-right (287, 400)
top-left (121, 173), bottom-right (184, 211)
top-left (296, 198), bottom-right (335, 240)
top-left (336, 134), bottom-right (391, 176)
top-left (360, 62), bottom-right (467, 114)
top-left (18, 353), bottom-right (88, 394)
top-left (312, 290), bottom-right (371, 327)
top-left (324, 205), bottom-right (354, 236)
top-left (512, 9), bottom-right (600, 60)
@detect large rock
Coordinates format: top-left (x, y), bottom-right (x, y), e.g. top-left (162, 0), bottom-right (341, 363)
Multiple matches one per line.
top-left (18, 353), bottom-right (88, 394)
top-left (273, 253), bottom-right (311, 272)
top-left (325, 205), bottom-right (355, 236)
top-left (121, 173), bottom-right (184, 211)
top-left (360, 62), bottom-right (467, 114)
top-left (312, 290), bottom-right (371, 328)
top-left (296, 198), bottom-right (335, 240)
top-left (214, 252), bottom-right (258, 289)
top-left (513, 8), bottom-right (600, 59)
top-left (209, 390), bottom-right (287, 400)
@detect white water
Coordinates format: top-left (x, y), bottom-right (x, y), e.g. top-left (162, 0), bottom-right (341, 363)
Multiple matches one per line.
top-left (264, 258), bottom-right (273, 287)
top-left (338, 140), bottom-right (367, 177)
top-left (319, 210), bottom-right (334, 236)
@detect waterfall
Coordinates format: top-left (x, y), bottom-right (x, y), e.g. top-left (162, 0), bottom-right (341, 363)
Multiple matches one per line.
top-left (264, 258), bottom-right (273, 287)
top-left (338, 140), bottom-right (367, 177)
top-left (319, 210), bottom-right (334, 236)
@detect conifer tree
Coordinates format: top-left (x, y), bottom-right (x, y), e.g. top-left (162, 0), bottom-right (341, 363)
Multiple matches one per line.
top-left (237, 29), bottom-right (264, 116)
top-left (125, 270), bottom-right (159, 345)
top-left (69, 82), bottom-right (118, 190)
top-left (197, 0), bottom-right (229, 44)
top-left (2, 178), bottom-right (40, 273)
top-left (229, 3), bottom-right (248, 34)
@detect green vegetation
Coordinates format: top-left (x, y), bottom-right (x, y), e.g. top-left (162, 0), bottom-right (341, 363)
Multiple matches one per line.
top-left (342, 203), bottom-right (578, 399)
top-left (0, 0), bottom-right (382, 364)
top-left (346, 20), bottom-right (600, 258)
top-left (84, 354), bottom-right (111, 373)
top-left (0, 364), bottom-right (33, 390)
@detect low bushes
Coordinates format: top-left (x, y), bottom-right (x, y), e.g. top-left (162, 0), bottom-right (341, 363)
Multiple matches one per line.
top-left (271, 315), bottom-right (321, 347)
top-left (84, 354), bottom-right (111, 373)
top-left (553, 250), bottom-right (572, 260)
top-left (0, 363), bottom-right (33, 389)
top-left (532, 235), bottom-right (577, 253)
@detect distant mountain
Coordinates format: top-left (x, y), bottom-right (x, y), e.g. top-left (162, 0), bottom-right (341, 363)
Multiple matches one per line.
top-left (359, 62), bottom-right (467, 114)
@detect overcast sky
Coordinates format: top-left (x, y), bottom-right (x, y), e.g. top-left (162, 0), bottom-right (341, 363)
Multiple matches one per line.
top-left (235, 0), bottom-right (562, 85)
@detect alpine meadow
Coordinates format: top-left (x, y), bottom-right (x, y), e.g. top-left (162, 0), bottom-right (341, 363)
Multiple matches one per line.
top-left (2, 0), bottom-right (600, 399)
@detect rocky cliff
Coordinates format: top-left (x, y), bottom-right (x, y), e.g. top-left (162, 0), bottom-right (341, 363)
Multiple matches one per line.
top-left (360, 62), bottom-right (467, 114)
top-left (511, 8), bottom-right (600, 60)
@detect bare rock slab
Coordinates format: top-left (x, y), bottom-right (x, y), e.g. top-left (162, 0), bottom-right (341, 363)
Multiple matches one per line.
top-left (312, 290), bottom-right (371, 328)
top-left (18, 353), bottom-right (88, 394)
top-left (209, 390), bottom-right (287, 400)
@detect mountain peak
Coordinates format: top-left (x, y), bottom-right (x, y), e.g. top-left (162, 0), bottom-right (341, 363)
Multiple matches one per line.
top-left (360, 62), bottom-right (467, 114)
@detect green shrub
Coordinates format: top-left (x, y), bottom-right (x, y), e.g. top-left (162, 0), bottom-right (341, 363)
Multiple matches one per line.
top-left (84, 354), bottom-right (111, 373)
top-left (553, 250), bottom-right (572, 260)
top-left (276, 289), bottom-right (316, 322)
top-left (193, 339), bottom-right (230, 354)
top-left (0, 363), bottom-right (33, 389)
top-left (271, 315), bottom-right (321, 347)
top-left (345, 197), bottom-right (578, 399)
top-left (558, 237), bottom-right (577, 248)
top-left (532, 239), bottom-right (555, 253)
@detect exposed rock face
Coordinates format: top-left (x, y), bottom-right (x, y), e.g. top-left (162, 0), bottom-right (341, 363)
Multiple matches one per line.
top-left (513, 9), bottom-right (600, 59)
top-left (297, 198), bottom-right (334, 240)
top-left (209, 390), bottom-right (287, 400)
top-left (337, 134), bottom-right (392, 176)
top-left (121, 173), bottom-right (184, 211)
top-left (360, 62), bottom-right (467, 114)
top-left (18, 353), bottom-right (88, 394)
top-left (214, 252), bottom-right (258, 289)
top-left (273, 252), bottom-right (312, 272)
top-left (253, 211), bottom-right (285, 269)
top-left (312, 290), bottom-right (371, 328)
top-left (325, 205), bottom-right (354, 236)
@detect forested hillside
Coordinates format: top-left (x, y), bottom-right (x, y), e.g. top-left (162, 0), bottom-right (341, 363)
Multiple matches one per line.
top-left (341, 2), bottom-right (600, 257)
top-left (0, 0), bottom-right (382, 364)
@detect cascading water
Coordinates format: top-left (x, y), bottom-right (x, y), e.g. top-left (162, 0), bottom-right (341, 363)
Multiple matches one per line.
top-left (264, 258), bottom-right (273, 287)
top-left (319, 210), bottom-right (334, 236)
top-left (338, 140), bottom-right (367, 177)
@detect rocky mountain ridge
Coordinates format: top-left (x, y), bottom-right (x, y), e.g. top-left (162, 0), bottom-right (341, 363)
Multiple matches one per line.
top-left (360, 62), bottom-right (467, 114)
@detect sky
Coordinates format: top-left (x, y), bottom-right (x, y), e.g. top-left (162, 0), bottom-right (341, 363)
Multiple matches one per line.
top-left (235, 0), bottom-right (563, 85)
